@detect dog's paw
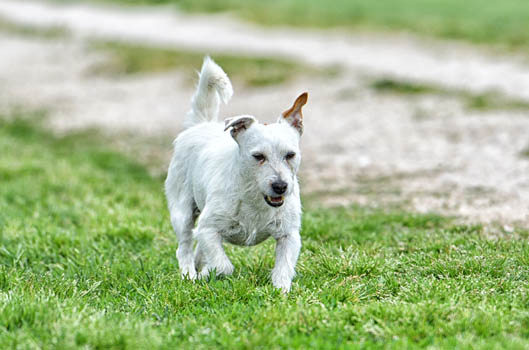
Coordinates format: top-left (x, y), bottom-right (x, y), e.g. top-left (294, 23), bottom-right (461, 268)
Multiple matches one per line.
top-left (271, 270), bottom-right (293, 293)
top-left (180, 265), bottom-right (198, 280)
top-left (199, 261), bottom-right (234, 279)
top-left (272, 280), bottom-right (292, 293)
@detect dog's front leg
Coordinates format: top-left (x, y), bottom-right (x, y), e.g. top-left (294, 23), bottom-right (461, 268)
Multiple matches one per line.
top-left (271, 231), bottom-right (301, 292)
top-left (195, 226), bottom-right (234, 279)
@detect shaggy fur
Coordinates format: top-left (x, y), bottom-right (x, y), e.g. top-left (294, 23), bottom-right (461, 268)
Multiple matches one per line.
top-left (165, 57), bottom-right (307, 292)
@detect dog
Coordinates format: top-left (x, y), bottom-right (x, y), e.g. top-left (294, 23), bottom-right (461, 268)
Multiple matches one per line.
top-left (165, 57), bottom-right (307, 292)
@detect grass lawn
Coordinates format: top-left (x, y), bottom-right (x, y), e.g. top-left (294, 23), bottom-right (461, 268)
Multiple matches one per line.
top-left (0, 18), bottom-right (67, 39)
top-left (88, 41), bottom-right (328, 86)
top-left (369, 77), bottom-right (529, 112)
top-left (1, 112), bottom-right (529, 349)
top-left (82, 0), bottom-right (529, 50)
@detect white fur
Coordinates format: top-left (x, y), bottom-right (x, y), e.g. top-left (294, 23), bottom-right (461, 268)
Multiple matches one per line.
top-left (165, 57), bottom-right (304, 292)
top-left (184, 56), bottom-right (233, 129)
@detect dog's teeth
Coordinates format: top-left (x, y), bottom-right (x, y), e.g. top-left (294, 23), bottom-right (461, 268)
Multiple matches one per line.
top-left (268, 196), bottom-right (284, 203)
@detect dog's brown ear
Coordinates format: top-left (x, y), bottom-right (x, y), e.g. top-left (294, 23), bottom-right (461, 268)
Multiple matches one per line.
top-left (224, 115), bottom-right (256, 141)
top-left (280, 92), bottom-right (308, 135)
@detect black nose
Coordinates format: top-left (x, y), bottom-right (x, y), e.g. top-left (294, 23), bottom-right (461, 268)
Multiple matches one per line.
top-left (271, 181), bottom-right (288, 195)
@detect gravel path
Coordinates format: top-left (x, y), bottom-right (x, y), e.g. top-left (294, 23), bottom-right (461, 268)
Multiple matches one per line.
top-left (1, 0), bottom-right (528, 226)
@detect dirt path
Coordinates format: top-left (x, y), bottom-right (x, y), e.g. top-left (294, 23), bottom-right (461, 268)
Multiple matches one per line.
top-left (3, 0), bottom-right (529, 100)
top-left (1, 0), bottom-right (528, 227)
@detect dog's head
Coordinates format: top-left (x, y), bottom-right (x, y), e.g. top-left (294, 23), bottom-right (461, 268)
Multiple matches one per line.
top-left (224, 92), bottom-right (307, 208)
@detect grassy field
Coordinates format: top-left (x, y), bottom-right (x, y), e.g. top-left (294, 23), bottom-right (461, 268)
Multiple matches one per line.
top-left (369, 78), bottom-right (529, 112)
top-left (89, 41), bottom-right (329, 86)
top-left (1, 113), bottom-right (529, 349)
top-left (86, 0), bottom-right (529, 50)
top-left (0, 18), bottom-right (67, 39)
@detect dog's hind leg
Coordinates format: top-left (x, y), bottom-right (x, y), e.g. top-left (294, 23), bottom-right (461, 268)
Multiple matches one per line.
top-left (170, 199), bottom-right (197, 279)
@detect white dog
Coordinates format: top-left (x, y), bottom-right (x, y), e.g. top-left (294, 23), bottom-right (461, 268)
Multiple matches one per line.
top-left (165, 57), bottom-right (307, 292)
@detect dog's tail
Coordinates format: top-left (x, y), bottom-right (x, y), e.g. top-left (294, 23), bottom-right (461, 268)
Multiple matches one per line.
top-left (184, 56), bottom-right (233, 128)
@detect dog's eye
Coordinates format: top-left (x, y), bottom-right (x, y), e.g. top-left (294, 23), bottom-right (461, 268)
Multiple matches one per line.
top-left (285, 152), bottom-right (296, 160)
top-left (252, 153), bottom-right (266, 162)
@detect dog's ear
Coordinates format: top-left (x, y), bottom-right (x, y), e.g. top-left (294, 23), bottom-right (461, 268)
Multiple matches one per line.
top-left (224, 115), bottom-right (256, 141)
top-left (279, 92), bottom-right (308, 135)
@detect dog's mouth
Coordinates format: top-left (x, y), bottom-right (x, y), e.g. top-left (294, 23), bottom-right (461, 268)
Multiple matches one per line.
top-left (264, 195), bottom-right (284, 207)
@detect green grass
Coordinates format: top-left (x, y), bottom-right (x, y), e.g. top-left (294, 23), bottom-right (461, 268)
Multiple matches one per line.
top-left (0, 17), bottom-right (68, 39)
top-left (2, 112), bottom-right (529, 349)
top-left (370, 77), bottom-right (529, 112)
top-left (370, 79), bottom-right (440, 95)
top-left (83, 0), bottom-right (529, 50)
top-left (520, 145), bottom-right (529, 158)
top-left (89, 41), bottom-right (323, 86)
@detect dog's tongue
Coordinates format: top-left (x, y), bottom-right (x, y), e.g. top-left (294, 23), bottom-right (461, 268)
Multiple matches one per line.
top-left (270, 196), bottom-right (283, 202)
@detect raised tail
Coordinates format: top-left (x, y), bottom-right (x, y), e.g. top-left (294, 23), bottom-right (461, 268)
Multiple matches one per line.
top-left (184, 56), bottom-right (233, 128)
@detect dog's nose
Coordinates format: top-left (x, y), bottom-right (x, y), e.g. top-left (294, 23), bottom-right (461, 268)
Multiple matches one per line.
top-left (271, 181), bottom-right (288, 195)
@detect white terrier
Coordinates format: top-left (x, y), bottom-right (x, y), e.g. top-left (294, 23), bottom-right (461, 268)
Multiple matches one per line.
top-left (165, 57), bottom-right (307, 292)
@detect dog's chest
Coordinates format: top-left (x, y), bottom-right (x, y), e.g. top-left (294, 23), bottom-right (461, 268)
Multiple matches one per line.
top-left (220, 214), bottom-right (281, 246)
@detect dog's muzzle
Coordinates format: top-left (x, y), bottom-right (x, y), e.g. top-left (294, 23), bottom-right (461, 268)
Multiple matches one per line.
top-left (264, 194), bottom-right (284, 207)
